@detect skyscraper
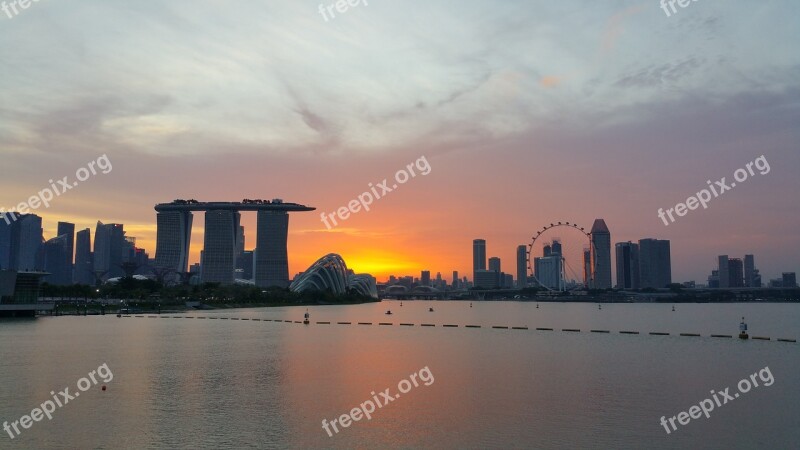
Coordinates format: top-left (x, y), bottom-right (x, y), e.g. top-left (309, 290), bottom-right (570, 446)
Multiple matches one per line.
top-left (452, 270), bottom-right (459, 289)
top-left (57, 222), bottom-right (75, 266)
top-left (154, 210), bottom-right (193, 275)
top-left (0, 215), bottom-right (13, 269)
top-left (472, 239), bottom-right (486, 282)
top-left (583, 248), bottom-right (591, 288)
top-left (421, 270), bottom-right (431, 286)
top-left (551, 239), bottom-right (562, 256)
top-left (202, 210), bottom-right (240, 284)
top-left (516, 245), bottom-right (527, 288)
top-left (718, 255), bottom-right (730, 289)
top-left (10, 214), bottom-right (43, 271)
top-left (236, 250), bottom-right (254, 280)
top-left (744, 254), bottom-right (756, 287)
top-left (639, 239), bottom-right (672, 289)
top-left (615, 241), bottom-right (640, 289)
top-left (488, 257), bottom-right (501, 273)
top-left (728, 258), bottom-right (744, 288)
top-left (74, 228), bottom-right (94, 285)
top-left (94, 222), bottom-right (125, 279)
top-left (42, 235), bottom-right (71, 285)
top-left (590, 219), bottom-right (612, 289)
top-left (255, 210), bottom-right (289, 288)
top-left (782, 272), bottom-right (797, 288)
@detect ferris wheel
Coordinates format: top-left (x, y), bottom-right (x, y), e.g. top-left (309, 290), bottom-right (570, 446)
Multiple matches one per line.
top-left (527, 221), bottom-right (595, 292)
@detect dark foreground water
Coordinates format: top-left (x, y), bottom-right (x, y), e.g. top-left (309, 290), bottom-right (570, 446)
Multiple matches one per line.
top-left (1, 301), bottom-right (798, 449)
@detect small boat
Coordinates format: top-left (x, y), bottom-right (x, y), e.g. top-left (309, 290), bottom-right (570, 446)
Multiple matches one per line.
top-left (400, 302), bottom-right (403, 307)
top-left (429, 307), bottom-right (434, 312)
top-left (470, 302), bottom-right (472, 307)
top-left (386, 310), bottom-right (393, 315)
top-left (303, 309), bottom-right (310, 324)
top-left (598, 304), bottom-right (602, 310)
top-left (536, 303), bottom-right (539, 309)
top-left (672, 305), bottom-right (675, 312)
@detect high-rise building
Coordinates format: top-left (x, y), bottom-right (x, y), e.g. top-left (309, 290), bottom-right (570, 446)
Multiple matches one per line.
top-left (154, 211), bottom-right (193, 275)
top-left (488, 257), bottom-right (501, 273)
top-left (782, 272), bottom-right (797, 288)
top-left (615, 241), bottom-right (640, 289)
top-left (534, 256), bottom-right (562, 290)
top-left (202, 210), bottom-right (240, 284)
top-left (717, 255), bottom-right (730, 289)
top-left (74, 229), bottom-right (94, 285)
top-left (590, 219), bottom-right (612, 289)
top-left (255, 211), bottom-right (289, 288)
top-left (421, 270), bottom-right (431, 286)
top-left (10, 214), bottom-right (43, 271)
top-left (236, 250), bottom-right (254, 280)
top-left (728, 258), bottom-right (744, 288)
top-left (543, 243), bottom-right (552, 257)
top-left (639, 239), bottom-right (671, 289)
top-left (583, 248), bottom-right (591, 288)
top-left (94, 222), bottom-right (125, 279)
top-left (0, 215), bottom-right (14, 270)
top-left (474, 269), bottom-right (499, 289)
top-left (472, 239), bottom-right (486, 282)
top-left (57, 222), bottom-right (75, 267)
top-left (42, 235), bottom-right (71, 285)
top-left (744, 255), bottom-right (756, 287)
top-left (516, 245), bottom-right (527, 288)
top-left (551, 239), bottom-right (562, 256)
top-left (452, 271), bottom-right (459, 289)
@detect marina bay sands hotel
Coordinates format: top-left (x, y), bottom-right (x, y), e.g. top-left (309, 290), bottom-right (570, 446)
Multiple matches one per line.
top-left (153, 199), bottom-right (315, 287)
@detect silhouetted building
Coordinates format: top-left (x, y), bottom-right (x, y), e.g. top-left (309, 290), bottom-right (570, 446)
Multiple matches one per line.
top-left (516, 245), bottom-right (527, 288)
top-left (10, 214), bottom-right (43, 271)
top-left (57, 221), bottom-right (75, 268)
top-left (255, 211), bottom-right (289, 288)
top-left (236, 250), bottom-right (254, 280)
top-left (154, 210), bottom-right (193, 277)
top-left (488, 257), bottom-right (501, 273)
top-left (783, 272), bottom-right (797, 288)
top-left (639, 239), bottom-right (671, 289)
top-left (534, 256), bottom-right (562, 290)
top-left (473, 239), bottom-right (486, 282)
top-left (717, 255), bottom-right (730, 289)
top-left (421, 270), bottom-right (431, 287)
top-left (728, 258), bottom-right (744, 288)
top-left (551, 239), bottom-right (562, 256)
top-left (94, 222), bottom-right (125, 279)
top-left (590, 219), bottom-right (612, 289)
top-left (74, 229), bottom-right (94, 285)
top-left (474, 269), bottom-right (499, 289)
top-left (583, 248), bottom-right (591, 288)
top-left (452, 271), bottom-right (459, 289)
top-left (0, 217), bottom-right (13, 269)
top-left (202, 210), bottom-right (240, 284)
top-left (615, 241), bottom-right (640, 289)
top-left (42, 235), bottom-right (71, 285)
top-left (744, 255), bottom-right (756, 287)
top-left (708, 270), bottom-right (720, 288)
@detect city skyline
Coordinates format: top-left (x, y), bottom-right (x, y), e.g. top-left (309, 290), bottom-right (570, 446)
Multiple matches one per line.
top-left (1, 2), bottom-right (799, 283)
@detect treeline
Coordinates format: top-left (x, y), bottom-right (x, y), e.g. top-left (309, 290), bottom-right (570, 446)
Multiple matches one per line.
top-left (40, 278), bottom-right (378, 306)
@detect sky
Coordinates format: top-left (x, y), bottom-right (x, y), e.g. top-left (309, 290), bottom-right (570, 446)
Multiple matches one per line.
top-left (1, 0), bottom-right (799, 283)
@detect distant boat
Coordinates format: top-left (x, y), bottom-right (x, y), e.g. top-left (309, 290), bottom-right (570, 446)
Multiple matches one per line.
top-left (400, 302), bottom-right (403, 307)
top-left (672, 305), bottom-right (675, 312)
top-left (303, 309), bottom-right (310, 325)
top-left (429, 307), bottom-right (434, 312)
top-left (386, 310), bottom-right (393, 315)
top-left (536, 303), bottom-right (539, 309)
top-left (598, 304), bottom-right (602, 310)
top-left (470, 302), bottom-right (472, 308)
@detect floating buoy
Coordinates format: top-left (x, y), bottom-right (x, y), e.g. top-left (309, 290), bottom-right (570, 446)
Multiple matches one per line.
top-left (739, 316), bottom-right (749, 339)
top-left (101, 385), bottom-right (106, 391)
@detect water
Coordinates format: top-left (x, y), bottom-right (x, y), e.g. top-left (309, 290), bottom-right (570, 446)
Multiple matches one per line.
top-left (1, 301), bottom-right (798, 449)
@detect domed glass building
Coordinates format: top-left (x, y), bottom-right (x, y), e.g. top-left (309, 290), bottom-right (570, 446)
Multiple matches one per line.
top-left (290, 253), bottom-right (377, 298)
